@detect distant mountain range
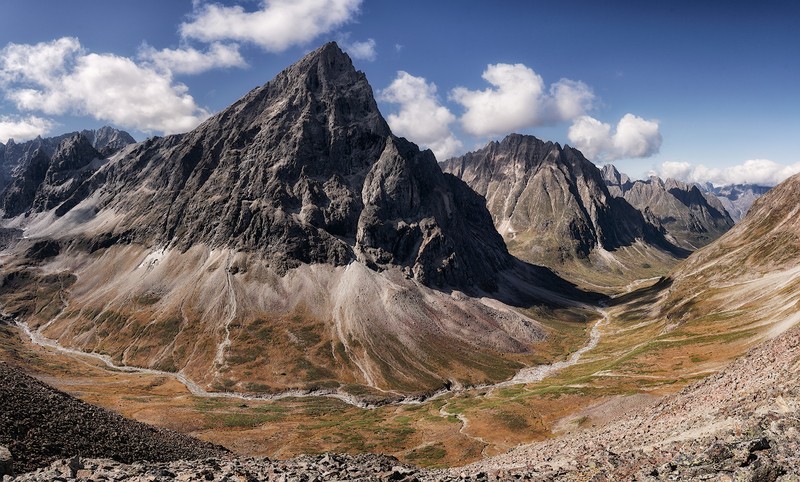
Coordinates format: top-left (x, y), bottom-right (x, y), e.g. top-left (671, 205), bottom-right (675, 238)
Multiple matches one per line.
top-left (0, 127), bottom-right (134, 190)
top-left (600, 164), bottom-right (734, 250)
top-left (442, 136), bottom-right (744, 288)
top-left (697, 182), bottom-right (772, 222)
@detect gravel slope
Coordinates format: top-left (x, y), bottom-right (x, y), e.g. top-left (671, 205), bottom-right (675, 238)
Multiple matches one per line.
top-left (451, 326), bottom-right (800, 480)
top-left (0, 362), bottom-right (227, 474)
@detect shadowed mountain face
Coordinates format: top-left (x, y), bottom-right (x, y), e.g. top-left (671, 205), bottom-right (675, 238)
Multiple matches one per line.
top-left (441, 135), bottom-right (688, 286)
top-left (601, 165), bottom-right (734, 250)
top-left (0, 43), bottom-right (595, 395)
top-left (2, 134), bottom-right (109, 218)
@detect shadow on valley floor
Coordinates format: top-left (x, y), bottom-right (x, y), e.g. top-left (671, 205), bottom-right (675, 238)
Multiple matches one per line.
top-left (609, 276), bottom-right (673, 308)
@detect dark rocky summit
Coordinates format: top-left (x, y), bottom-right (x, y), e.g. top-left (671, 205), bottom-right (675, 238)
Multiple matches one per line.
top-left (40, 43), bottom-right (525, 291)
top-left (601, 164), bottom-right (734, 250)
top-left (0, 362), bottom-right (227, 475)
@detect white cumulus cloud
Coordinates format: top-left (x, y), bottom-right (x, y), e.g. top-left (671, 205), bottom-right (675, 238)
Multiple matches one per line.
top-left (0, 115), bottom-right (54, 143)
top-left (181, 0), bottom-right (362, 52)
top-left (0, 37), bottom-right (210, 135)
top-left (659, 159), bottom-right (800, 186)
top-left (380, 71), bottom-right (463, 161)
top-left (139, 42), bottom-right (247, 75)
top-left (449, 63), bottom-right (595, 137)
top-left (339, 37), bottom-right (376, 61)
top-left (568, 113), bottom-right (662, 161)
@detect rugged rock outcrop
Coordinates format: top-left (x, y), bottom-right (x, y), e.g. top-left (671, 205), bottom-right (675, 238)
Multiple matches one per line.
top-left (0, 149), bottom-right (51, 218)
top-left (14, 454), bottom-right (426, 482)
top-left (1, 134), bottom-right (108, 218)
top-left (602, 165), bottom-right (734, 250)
top-left (0, 362), bottom-right (227, 474)
top-left (599, 164), bottom-right (632, 197)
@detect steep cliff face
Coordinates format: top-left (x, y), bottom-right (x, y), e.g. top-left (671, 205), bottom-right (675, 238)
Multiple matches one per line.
top-left (1, 134), bottom-right (113, 218)
top-left (602, 167), bottom-right (734, 250)
top-left (1, 149), bottom-right (51, 218)
top-left (70, 42), bottom-right (511, 290)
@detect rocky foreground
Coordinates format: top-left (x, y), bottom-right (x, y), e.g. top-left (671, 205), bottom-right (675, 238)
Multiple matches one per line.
top-left (0, 362), bottom-right (226, 475)
top-left (461, 325), bottom-right (800, 481)
top-left (3, 328), bottom-right (800, 481)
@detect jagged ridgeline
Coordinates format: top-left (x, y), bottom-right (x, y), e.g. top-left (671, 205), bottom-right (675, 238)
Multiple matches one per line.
top-left (601, 165), bottom-right (734, 250)
top-left (0, 43), bottom-right (596, 397)
top-left (441, 135), bottom-right (703, 288)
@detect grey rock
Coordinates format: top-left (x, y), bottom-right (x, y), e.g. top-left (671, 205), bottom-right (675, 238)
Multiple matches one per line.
top-left (602, 165), bottom-right (735, 250)
top-left (0, 148), bottom-right (50, 217)
top-left (1, 134), bottom-right (106, 218)
top-left (0, 127), bottom-right (133, 190)
top-left (0, 362), bottom-right (227, 474)
top-left (42, 43), bottom-right (516, 291)
top-left (441, 134), bottom-right (682, 267)
top-left (80, 126), bottom-right (135, 157)
top-left (0, 445), bottom-right (11, 477)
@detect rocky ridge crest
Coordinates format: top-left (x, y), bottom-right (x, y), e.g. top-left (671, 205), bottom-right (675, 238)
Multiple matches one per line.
top-left (441, 134), bottom-right (682, 268)
top-left (0, 127), bottom-right (133, 190)
top-left (601, 164), bottom-right (734, 250)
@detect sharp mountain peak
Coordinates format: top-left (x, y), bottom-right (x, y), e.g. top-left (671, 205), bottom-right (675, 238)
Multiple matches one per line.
top-left (25, 41), bottom-right (536, 294)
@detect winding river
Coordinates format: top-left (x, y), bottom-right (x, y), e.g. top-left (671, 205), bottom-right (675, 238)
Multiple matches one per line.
top-left (15, 308), bottom-right (608, 409)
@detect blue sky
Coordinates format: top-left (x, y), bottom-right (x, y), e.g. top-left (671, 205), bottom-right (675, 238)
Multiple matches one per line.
top-left (1, 1), bottom-right (798, 185)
